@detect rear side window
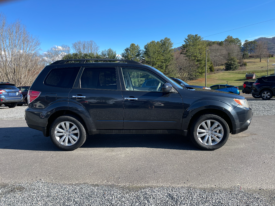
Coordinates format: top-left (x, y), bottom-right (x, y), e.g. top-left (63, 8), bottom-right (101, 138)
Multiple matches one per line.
top-left (45, 67), bottom-right (80, 88)
top-left (0, 85), bottom-right (17, 89)
top-left (267, 76), bottom-right (275, 82)
top-left (81, 67), bottom-right (117, 90)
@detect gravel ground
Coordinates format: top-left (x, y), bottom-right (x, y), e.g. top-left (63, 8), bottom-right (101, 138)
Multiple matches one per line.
top-left (0, 100), bottom-right (275, 120)
top-left (0, 182), bottom-right (274, 206)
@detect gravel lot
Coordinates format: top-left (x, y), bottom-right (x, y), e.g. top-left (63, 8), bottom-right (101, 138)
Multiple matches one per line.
top-left (0, 182), bottom-right (274, 206)
top-left (1, 99), bottom-right (275, 205)
top-left (0, 99), bottom-right (275, 120)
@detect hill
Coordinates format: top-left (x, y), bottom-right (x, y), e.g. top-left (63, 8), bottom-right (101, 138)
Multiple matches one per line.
top-left (254, 37), bottom-right (275, 55)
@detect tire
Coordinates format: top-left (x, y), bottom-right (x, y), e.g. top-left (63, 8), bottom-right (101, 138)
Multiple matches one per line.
top-left (190, 114), bottom-right (230, 150)
top-left (50, 115), bottom-right (87, 151)
top-left (261, 89), bottom-right (272, 100)
top-left (8, 103), bottom-right (16, 108)
top-left (252, 93), bottom-right (260, 98)
top-left (17, 104), bottom-right (23, 106)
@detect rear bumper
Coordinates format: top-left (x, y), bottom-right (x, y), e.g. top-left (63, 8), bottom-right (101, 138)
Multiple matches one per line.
top-left (25, 107), bottom-right (48, 136)
top-left (0, 96), bottom-right (23, 104)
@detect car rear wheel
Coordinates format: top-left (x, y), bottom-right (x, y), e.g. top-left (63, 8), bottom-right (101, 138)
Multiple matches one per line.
top-left (261, 90), bottom-right (272, 100)
top-left (50, 115), bottom-right (87, 151)
top-left (190, 114), bottom-right (229, 150)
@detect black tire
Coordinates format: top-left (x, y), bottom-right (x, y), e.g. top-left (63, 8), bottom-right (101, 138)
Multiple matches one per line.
top-left (260, 89), bottom-right (272, 100)
top-left (190, 114), bottom-right (230, 150)
top-left (8, 103), bottom-right (16, 108)
top-left (50, 115), bottom-right (87, 151)
top-left (252, 93), bottom-right (260, 98)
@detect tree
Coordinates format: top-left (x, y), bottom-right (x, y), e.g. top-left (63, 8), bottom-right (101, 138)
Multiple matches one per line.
top-left (101, 48), bottom-right (117, 59)
top-left (255, 41), bottom-right (269, 62)
top-left (181, 34), bottom-right (211, 76)
top-left (143, 37), bottom-right (174, 75)
top-left (72, 40), bottom-right (99, 54)
top-left (62, 52), bottom-right (101, 60)
top-left (121, 43), bottom-right (141, 61)
top-left (168, 50), bottom-right (198, 81)
top-left (225, 57), bottom-right (239, 71)
top-left (243, 40), bottom-right (257, 54)
top-left (0, 14), bottom-right (43, 86)
top-left (43, 45), bottom-right (70, 64)
top-left (224, 35), bottom-right (242, 47)
top-left (209, 44), bottom-right (227, 66)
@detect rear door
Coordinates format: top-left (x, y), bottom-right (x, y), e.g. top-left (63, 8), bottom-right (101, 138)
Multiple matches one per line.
top-left (119, 67), bottom-right (183, 130)
top-left (69, 66), bottom-right (124, 129)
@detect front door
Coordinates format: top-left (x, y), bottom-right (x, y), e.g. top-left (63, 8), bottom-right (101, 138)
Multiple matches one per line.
top-left (69, 66), bottom-right (124, 130)
top-left (120, 67), bottom-right (183, 130)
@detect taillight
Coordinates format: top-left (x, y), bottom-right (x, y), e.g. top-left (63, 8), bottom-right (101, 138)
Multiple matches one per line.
top-left (0, 90), bottom-right (6, 94)
top-left (243, 84), bottom-right (246, 89)
top-left (19, 90), bottom-right (22, 93)
top-left (27, 90), bottom-right (41, 104)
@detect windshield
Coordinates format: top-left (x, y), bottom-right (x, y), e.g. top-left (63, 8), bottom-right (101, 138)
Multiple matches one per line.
top-left (176, 78), bottom-right (189, 86)
top-left (167, 77), bottom-right (183, 87)
top-left (0, 85), bottom-right (17, 89)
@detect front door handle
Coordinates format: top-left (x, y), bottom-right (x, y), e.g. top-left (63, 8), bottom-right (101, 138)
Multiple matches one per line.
top-left (72, 95), bottom-right (86, 99)
top-left (124, 97), bottom-right (138, 101)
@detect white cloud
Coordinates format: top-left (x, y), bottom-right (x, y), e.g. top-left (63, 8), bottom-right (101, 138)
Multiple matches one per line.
top-left (116, 54), bottom-right (122, 59)
top-left (52, 45), bottom-right (69, 51)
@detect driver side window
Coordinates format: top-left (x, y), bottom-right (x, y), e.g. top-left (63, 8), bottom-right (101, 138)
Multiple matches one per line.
top-left (122, 68), bottom-right (164, 92)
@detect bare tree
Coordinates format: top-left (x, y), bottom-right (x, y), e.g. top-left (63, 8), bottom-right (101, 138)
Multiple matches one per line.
top-left (209, 44), bottom-right (227, 67)
top-left (255, 41), bottom-right (269, 62)
top-left (43, 45), bottom-right (70, 64)
top-left (169, 50), bottom-right (198, 81)
top-left (0, 14), bottom-right (43, 86)
top-left (72, 40), bottom-right (99, 54)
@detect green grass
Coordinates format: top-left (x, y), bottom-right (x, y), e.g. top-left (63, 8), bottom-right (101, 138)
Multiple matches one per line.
top-left (186, 58), bottom-right (275, 88)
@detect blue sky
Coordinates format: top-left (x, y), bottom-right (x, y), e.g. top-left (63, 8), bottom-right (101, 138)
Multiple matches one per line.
top-left (1, 0), bottom-right (275, 54)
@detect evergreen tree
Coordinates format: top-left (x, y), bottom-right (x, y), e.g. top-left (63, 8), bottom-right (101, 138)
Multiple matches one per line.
top-left (101, 48), bottom-right (117, 59)
top-left (225, 57), bottom-right (239, 71)
top-left (121, 43), bottom-right (141, 61)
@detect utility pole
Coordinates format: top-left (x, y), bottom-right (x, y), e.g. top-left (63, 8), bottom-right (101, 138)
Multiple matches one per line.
top-left (205, 48), bottom-right (207, 87)
top-left (267, 57), bottom-right (269, 76)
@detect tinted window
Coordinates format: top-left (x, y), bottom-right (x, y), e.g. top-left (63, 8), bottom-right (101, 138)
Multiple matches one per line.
top-left (0, 85), bottom-right (17, 89)
top-left (267, 76), bottom-right (275, 82)
top-left (81, 67), bottom-right (117, 90)
top-left (210, 85), bottom-right (219, 90)
top-left (220, 85), bottom-right (227, 89)
top-left (45, 67), bottom-right (80, 88)
top-left (20, 87), bottom-right (29, 92)
top-left (122, 68), bottom-right (164, 92)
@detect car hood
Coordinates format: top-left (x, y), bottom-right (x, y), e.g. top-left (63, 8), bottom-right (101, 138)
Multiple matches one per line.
top-left (183, 87), bottom-right (244, 99)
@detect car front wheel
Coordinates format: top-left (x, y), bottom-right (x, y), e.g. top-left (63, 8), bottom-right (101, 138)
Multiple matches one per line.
top-left (50, 115), bottom-right (87, 151)
top-left (190, 114), bottom-right (229, 150)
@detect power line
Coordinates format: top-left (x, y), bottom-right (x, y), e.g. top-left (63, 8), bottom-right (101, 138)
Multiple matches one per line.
top-left (173, 18), bottom-right (275, 47)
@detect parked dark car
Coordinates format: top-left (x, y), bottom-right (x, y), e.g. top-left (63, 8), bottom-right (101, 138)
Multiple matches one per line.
top-left (25, 59), bottom-right (252, 151)
top-left (0, 82), bottom-right (23, 108)
top-left (17, 86), bottom-right (30, 105)
top-left (170, 77), bottom-right (211, 90)
top-left (210, 84), bottom-right (240, 95)
top-left (252, 76), bottom-right (275, 100)
top-left (243, 81), bottom-right (260, 98)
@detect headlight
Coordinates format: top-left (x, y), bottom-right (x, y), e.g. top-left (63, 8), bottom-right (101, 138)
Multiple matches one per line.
top-left (234, 99), bottom-right (249, 109)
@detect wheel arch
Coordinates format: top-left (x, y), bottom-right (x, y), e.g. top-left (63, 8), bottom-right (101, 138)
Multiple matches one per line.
top-left (187, 109), bottom-right (233, 133)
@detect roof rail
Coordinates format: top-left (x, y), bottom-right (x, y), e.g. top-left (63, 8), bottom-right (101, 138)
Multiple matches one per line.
top-left (51, 59), bottom-right (141, 65)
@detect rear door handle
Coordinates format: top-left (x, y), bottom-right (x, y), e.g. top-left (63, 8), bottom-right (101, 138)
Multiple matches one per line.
top-left (72, 95), bottom-right (86, 99)
top-left (124, 97), bottom-right (138, 101)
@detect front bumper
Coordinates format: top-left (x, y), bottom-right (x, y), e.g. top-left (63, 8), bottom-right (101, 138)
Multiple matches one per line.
top-left (232, 107), bottom-right (253, 134)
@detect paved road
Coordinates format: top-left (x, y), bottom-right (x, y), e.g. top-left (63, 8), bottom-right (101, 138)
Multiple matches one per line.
top-left (0, 116), bottom-right (275, 190)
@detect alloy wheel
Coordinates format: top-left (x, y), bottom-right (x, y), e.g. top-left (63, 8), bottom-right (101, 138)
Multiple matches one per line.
top-left (54, 121), bottom-right (80, 146)
top-left (197, 120), bottom-right (224, 146)
top-left (262, 91), bottom-right (271, 99)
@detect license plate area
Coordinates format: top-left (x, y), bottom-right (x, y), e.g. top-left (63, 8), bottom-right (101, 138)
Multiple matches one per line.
top-left (9, 93), bottom-right (17, 96)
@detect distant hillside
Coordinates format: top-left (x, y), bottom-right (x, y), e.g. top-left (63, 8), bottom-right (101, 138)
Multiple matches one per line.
top-left (254, 37), bottom-right (275, 54)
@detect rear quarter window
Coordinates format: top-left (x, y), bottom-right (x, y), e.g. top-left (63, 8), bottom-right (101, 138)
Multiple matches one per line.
top-left (44, 67), bottom-right (80, 88)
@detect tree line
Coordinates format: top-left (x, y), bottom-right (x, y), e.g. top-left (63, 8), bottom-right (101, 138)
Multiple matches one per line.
top-left (0, 14), bottom-right (271, 86)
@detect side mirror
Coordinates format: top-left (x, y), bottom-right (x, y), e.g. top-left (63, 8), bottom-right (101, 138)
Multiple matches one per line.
top-left (162, 83), bottom-right (173, 93)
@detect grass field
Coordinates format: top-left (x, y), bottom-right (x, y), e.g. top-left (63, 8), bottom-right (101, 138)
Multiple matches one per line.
top-left (187, 57), bottom-right (275, 89)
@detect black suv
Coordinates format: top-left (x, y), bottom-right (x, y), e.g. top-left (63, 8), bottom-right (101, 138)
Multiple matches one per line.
top-left (25, 59), bottom-right (252, 151)
top-left (252, 76), bottom-right (275, 100)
